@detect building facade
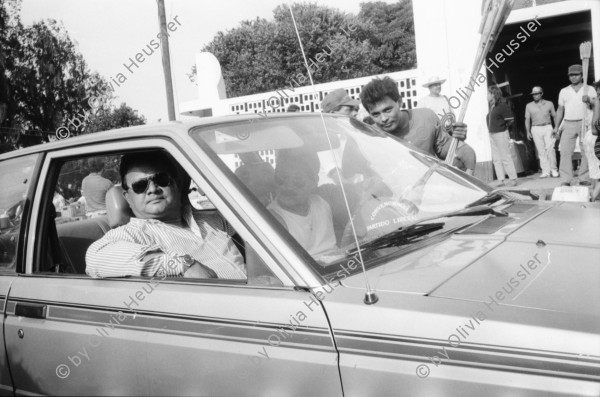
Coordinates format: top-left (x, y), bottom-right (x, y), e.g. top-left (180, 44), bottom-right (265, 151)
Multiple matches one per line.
top-left (180, 0), bottom-right (599, 182)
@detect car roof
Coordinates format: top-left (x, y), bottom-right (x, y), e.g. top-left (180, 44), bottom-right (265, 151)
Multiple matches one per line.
top-left (0, 113), bottom-right (332, 161)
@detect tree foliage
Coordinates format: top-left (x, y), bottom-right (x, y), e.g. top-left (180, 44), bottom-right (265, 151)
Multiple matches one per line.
top-left (0, 0), bottom-right (146, 153)
top-left (85, 102), bottom-right (146, 134)
top-left (190, 1), bottom-right (415, 97)
top-left (357, 0), bottom-right (416, 71)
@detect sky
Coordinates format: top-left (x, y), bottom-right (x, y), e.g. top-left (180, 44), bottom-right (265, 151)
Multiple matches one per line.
top-left (19, 0), bottom-right (396, 123)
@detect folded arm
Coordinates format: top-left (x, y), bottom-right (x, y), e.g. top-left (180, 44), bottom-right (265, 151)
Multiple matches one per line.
top-left (85, 229), bottom-right (186, 278)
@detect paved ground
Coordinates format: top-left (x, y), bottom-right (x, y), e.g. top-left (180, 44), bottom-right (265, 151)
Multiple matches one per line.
top-left (489, 171), bottom-right (594, 201)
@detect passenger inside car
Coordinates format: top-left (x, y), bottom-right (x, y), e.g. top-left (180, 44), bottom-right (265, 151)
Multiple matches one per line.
top-left (234, 151), bottom-right (276, 206)
top-left (85, 150), bottom-right (247, 279)
top-left (268, 149), bottom-right (337, 256)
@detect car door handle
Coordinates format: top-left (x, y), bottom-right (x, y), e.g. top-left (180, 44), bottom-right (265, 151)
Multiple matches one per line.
top-left (15, 303), bottom-right (47, 319)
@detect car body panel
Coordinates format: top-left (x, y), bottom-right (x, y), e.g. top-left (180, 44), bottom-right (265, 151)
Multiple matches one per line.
top-left (4, 277), bottom-right (342, 396)
top-left (0, 277), bottom-right (16, 396)
top-left (322, 285), bottom-right (600, 396)
top-left (1, 117), bottom-right (599, 395)
top-left (323, 199), bottom-right (599, 396)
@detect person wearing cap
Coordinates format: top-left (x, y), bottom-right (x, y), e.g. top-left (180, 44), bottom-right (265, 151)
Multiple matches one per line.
top-left (287, 104), bottom-right (300, 112)
top-left (554, 64), bottom-right (597, 186)
top-left (418, 76), bottom-right (452, 118)
top-left (525, 86), bottom-right (558, 178)
top-left (360, 76), bottom-right (467, 160)
top-left (321, 88), bottom-right (359, 118)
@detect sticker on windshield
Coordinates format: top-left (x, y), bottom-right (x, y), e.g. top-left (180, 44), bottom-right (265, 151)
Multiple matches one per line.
top-left (350, 197), bottom-right (419, 240)
top-left (215, 130), bottom-right (240, 144)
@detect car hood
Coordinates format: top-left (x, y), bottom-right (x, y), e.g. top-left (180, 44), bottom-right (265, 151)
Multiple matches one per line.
top-left (342, 201), bottom-right (600, 315)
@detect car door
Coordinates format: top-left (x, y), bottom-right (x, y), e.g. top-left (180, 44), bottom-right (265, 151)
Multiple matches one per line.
top-left (3, 137), bottom-right (342, 396)
top-left (0, 153), bottom-right (41, 396)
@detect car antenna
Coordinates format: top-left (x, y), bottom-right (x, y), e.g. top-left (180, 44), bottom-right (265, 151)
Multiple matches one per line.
top-left (286, 1), bottom-right (378, 305)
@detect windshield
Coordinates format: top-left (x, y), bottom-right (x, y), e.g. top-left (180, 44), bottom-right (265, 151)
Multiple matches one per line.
top-left (191, 114), bottom-right (490, 279)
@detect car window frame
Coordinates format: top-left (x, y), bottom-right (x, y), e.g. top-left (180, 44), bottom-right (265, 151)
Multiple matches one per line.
top-left (0, 153), bottom-right (44, 275)
top-left (25, 137), bottom-right (297, 287)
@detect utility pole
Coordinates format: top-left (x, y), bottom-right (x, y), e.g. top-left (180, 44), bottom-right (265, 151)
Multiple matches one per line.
top-left (157, 0), bottom-right (176, 121)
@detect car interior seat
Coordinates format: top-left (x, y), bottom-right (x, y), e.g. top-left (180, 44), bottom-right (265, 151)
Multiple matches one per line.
top-left (105, 186), bottom-right (134, 228)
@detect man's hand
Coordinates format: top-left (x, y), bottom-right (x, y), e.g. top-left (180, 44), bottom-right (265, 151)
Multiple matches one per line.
top-left (552, 125), bottom-right (562, 139)
top-left (526, 131), bottom-right (532, 140)
top-left (582, 95), bottom-right (590, 104)
top-left (184, 262), bottom-right (217, 278)
top-left (450, 122), bottom-right (467, 141)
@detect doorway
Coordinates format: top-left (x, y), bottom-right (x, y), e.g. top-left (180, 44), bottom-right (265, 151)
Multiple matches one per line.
top-left (487, 10), bottom-right (594, 174)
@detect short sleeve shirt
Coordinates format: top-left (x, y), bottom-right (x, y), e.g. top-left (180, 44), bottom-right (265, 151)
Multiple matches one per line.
top-left (418, 96), bottom-right (452, 119)
top-left (390, 108), bottom-right (450, 159)
top-left (558, 84), bottom-right (597, 120)
top-left (525, 100), bottom-right (555, 126)
top-left (487, 102), bottom-right (514, 133)
top-left (81, 174), bottom-right (113, 211)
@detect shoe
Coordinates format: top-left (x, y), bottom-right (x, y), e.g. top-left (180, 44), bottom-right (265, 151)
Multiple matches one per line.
top-left (504, 180), bottom-right (517, 187)
top-left (551, 170), bottom-right (559, 178)
top-left (539, 173), bottom-right (550, 179)
top-left (579, 181), bottom-right (591, 186)
top-left (561, 182), bottom-right (571, 187)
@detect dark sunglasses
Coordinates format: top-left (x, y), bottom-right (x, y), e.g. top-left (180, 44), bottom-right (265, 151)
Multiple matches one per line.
top-left (127, 172), bottom-right (172, 194)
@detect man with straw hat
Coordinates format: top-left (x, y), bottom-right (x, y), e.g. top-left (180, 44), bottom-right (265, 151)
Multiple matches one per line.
top-left (525, 86), bottom-right (558, 178)
top-left (419, 76), bottom-right (452, 118)
top-left (554, 64), bottom-right (597, 186)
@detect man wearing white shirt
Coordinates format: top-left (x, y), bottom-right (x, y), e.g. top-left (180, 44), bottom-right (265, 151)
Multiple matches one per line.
top-left (418, 76), bottom-right (452, 119)
top-left (86, 151), bottom-right (246, 279)
top-left (554, 64), bottom-right (597, 186)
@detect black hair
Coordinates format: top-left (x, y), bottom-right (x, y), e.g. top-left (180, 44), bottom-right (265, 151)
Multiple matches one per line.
top-left (87, 157), bottom-right (104, 173)
top-left (360, 76), bottom-right (401, 112)
top-left (488, 85), bottom-right (505, 105)
top-left (119, 151), bottom-right (177, 189)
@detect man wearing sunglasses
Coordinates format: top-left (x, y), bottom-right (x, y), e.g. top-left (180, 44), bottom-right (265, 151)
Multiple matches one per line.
top-left (86, 151), bottom-right (246, 280)
top-left (360, 76), bottom-right (467, 161)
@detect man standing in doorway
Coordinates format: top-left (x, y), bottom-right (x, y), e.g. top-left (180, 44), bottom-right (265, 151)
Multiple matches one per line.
top-left (554, 64), bottom-right (597, 186)
top-left (525, 86), bottom-right (558, 178)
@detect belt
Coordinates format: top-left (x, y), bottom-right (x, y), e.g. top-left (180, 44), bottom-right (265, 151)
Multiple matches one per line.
top-left (532, 123), bottom-right (551, 126)
top-left (564, 119), bottom-right (582, 122)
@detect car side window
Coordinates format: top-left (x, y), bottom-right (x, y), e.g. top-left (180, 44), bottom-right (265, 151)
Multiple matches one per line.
top-left (0, 154), bottom-right (39, 272)
top-left (39, 150), bottom-right (282, 286)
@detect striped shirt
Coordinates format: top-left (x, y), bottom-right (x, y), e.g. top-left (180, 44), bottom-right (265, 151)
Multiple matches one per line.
top-left (85, 206), bottom-right (246, 279)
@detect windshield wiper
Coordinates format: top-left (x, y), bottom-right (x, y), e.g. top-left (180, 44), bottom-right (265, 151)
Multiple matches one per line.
top-left (349, 205), bottom-right (508, 254)
top-left (466, 189), bottom-right (538, 209)
top-left (349, 222), bottom-right (445, 253)
top-left (465, 190), bottom-right (514, 208)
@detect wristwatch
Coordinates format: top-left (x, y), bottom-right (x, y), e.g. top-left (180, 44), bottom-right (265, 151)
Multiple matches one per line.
top-left (178, 254), bottom-right (195, 273)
